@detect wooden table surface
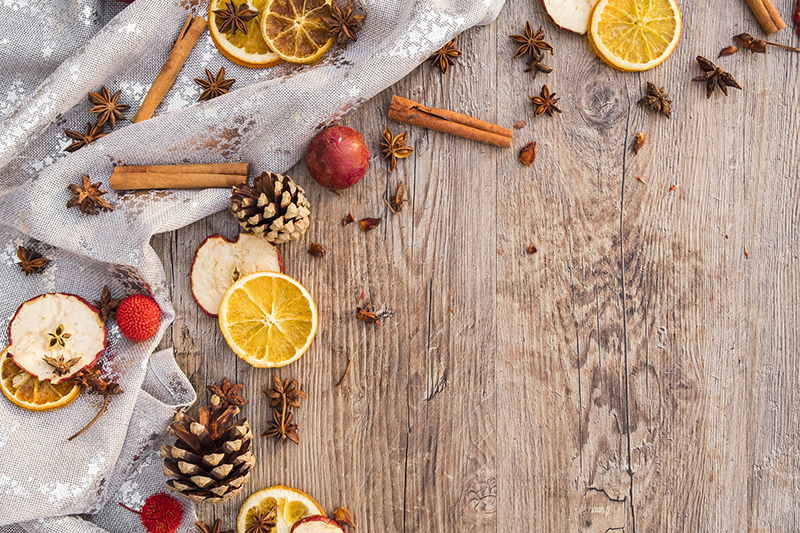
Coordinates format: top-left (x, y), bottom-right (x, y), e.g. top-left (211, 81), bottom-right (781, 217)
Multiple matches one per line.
top-left (154, 0), bottom-right (800, 531)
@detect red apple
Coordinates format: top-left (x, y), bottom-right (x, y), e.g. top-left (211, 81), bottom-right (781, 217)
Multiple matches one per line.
top-left (305, 126), bottom-right (369, 190)
top-left (191, 233), bottom-right (283, 316)
top-left (543, 0), bottom-right (601, 35)
top-left (8, 293), bottom-right (106, 383)
top-left (290, 516), bottom-right (345, 533)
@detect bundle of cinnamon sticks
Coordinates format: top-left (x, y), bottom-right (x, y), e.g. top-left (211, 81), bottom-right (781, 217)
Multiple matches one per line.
top-left (745, 0), bottom-right (786, 34)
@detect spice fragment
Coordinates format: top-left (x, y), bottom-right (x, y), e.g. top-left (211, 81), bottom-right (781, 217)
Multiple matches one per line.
top-left (308, 243), bottom-right (326, 257)
top-left (359, 217), bottom-right (381, 231)
top-left (385, 183), bottom-right (407, 214)
top-left (336, 359), bottom-right (352, 388)
top-left (356, 302), bottom-right (380, 324)
top-left (513, 121), bottom-right (526, 129)
top-left (632, 132), bottom-right (646, 155)
top-left (669, 184), bottom-right (679, 191)
top-left (527, 245), bottom-right (538, 254)
top-left (744, 245), bottom-right (750, 259)
top-left (719, 45), bottom-right (739, 57)
top-left (334, 507), bottom-right (356, 529)
top-left (636, 176), bottom-right (647, 185)
top-left (519, 141), bottom-right (537, 166)
top-left (342, 213), bottom-right (355, 226)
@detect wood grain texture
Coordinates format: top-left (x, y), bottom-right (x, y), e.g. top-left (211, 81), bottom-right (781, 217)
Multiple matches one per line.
top-left (153, 0), bottom-right (800, 530)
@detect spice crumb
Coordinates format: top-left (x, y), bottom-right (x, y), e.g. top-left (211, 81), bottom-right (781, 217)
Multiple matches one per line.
top-left (450, 308), bottom-right (454, 314)
top-left (744, 246), bottom-right (750, 259)
top-left (514, 120), bottom-right (526, 129)
top-left (636, 176), bottom-right (647, 184)
top-left (669, 184), bottom-right (679, 191)
top-left (526, 244), bottom-right (538, 254)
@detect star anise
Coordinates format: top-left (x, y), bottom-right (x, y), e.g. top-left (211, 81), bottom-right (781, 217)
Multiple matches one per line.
top-left (510, 22), bottom-right (553, 60)
top-left (196, 519), bottom-right (234, 533)
top-left (67, 174), bottom-right (114, 215)
top-left (380, 127), bottom-right (413, 172)
top-left (47, 324), bottom-right (72, 348)
top-left (195, 67), bottom-right (236, 102)
top-left (429, 38), bottom-right (461, 74)
top-left (42, 354), bottom-right (82, 376)
top-left (525, 57), bottom-right (552, 80)
top-left (207, 377), bottom-right (247, 409)
top-left (264, 376), bottom-right (306, 408)
top-left (94, 286), bottom-right (123, 322)
top-left (692, 56), bottom-right (741, 98)
top-left (262, 408), bottom-right (301, 444)
top-left (16, 246), bottom-right (50, 275)
top-left (63, 121), bottom-right (105, 152)
top-left (530, 85), bottom-right (562, 117)
top-left (214, 1), bottom-right (258, 36)
top-left (324, 0), bottom-right (366, 44)
top-left (244, 506), bottom-right (277, 533)
top-left (638, 82), bottom-right (672, 118)
top-left (88, 86), bottom-right (129, 129)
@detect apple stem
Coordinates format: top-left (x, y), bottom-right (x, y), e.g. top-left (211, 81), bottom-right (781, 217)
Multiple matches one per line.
top-left (68, 393), bottom-right (109, 441)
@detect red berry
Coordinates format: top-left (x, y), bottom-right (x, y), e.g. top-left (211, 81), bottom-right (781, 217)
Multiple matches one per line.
top-left (116, 294), bottom-right (161, 342)
top-left (120, 492), bottom-right (183, 533)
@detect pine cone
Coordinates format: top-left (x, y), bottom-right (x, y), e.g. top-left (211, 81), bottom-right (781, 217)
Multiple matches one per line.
top-left (162, 391), bottom-right (254, 503)
top-left (230, 172), bottom-right (311, 244)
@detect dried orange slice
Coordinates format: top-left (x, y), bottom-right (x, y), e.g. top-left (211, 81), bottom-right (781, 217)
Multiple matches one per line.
top-left (218, 272), bottom-right (318, 368)
top-left (209, 0), bottom-right (284, 68)
top-left (0, 347), bottom-right (80, 412)
top-left (588, 0), bottom-right (682, 72)
top-left (237, 485), bottom-right (325, 533)
top-left (260, 0), bottom-right (335, 64)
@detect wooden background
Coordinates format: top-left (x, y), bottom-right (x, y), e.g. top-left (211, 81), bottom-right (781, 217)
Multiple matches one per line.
top-left (153, 0), bottom-right (800, 530)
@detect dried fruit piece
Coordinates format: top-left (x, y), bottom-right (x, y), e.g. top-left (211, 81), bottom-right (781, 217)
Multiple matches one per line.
top-left (237, 486), bottom-right (325, 533)
top-left (291, 516), bottom-right (345, 533)
top-left (519, 141), bottom-right (537, 166)
top-left (260, 0), bottom-right (335, 64)
top-left (0, 348), bottom-right (81, 411)
top-left (8, 293), bottom-right (106, 383)
top-left (191, 233), bottom-right (283, 316)
top-left (306, 126), bottom-right (370, 190)
top-left (543, 0), bottom-right (601, 34)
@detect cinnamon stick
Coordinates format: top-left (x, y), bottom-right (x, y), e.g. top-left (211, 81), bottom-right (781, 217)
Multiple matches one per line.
top-left (388, 95), bottom-right (513, 149)
top-left (110, 162), bottom-right (248, 190)
top-left (131, 14), bottom-right (207, 123)
top-left (744, 0), bottom-right (786, 35)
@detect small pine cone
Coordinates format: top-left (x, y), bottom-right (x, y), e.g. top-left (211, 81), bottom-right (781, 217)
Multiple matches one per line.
top-left (161, 398), bottom-right (255, 503)
top-left (230, 172), bottom-right (311, 244)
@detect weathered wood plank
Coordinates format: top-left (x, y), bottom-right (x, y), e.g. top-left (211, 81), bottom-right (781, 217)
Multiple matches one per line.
top-left (152, 0), bottom-right (800, 530)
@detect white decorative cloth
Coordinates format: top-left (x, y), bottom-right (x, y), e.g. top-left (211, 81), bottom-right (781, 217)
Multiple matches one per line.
top-left (0, 0), bottom-right (504, 531)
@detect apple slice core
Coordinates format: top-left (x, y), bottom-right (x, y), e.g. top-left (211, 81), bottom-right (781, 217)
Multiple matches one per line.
top-left (191, 233), bottom-right (283, 316)
top-left (543, 0), bottom-right (601, 35)
top-left (8, 293), bottom-right (106, 383)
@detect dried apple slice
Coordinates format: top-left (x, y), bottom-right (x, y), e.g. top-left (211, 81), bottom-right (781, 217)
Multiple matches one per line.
top-left (191, 233), bottom-right (284, 316)
top-left (8, 293), bottom-right (106, 384)
top-left (290, 516), bottom-right (345, 533)
top-left (543, 0), bottom-right (601, 35)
